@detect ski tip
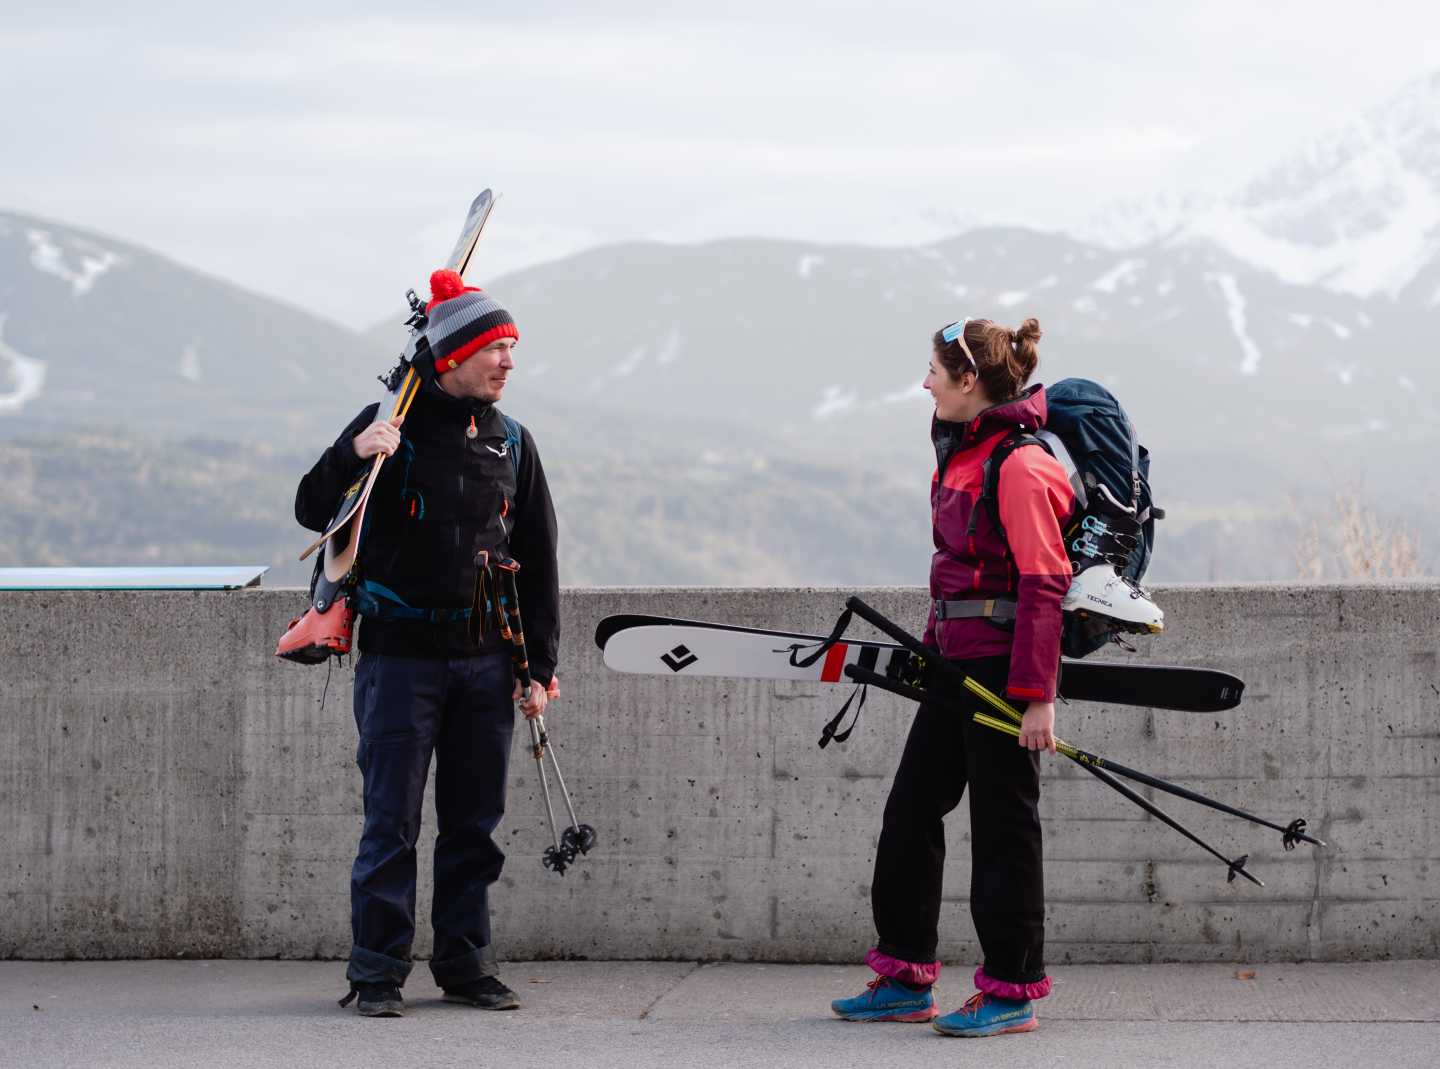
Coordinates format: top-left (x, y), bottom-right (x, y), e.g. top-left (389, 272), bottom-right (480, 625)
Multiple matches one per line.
top-left (593, 613), bottom-right (700, 649)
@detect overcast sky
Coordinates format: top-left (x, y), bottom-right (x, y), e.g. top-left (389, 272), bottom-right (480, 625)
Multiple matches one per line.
top-left (3, 1), bottom-right (1439, 326)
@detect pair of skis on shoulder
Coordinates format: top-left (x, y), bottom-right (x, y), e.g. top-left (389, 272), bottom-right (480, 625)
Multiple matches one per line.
top-left (298, 190), bottom-right (499, 575)
top-left (595, 613), bottom-right (1245, 714)
top-left (275, 190), bottom-right (499, 663)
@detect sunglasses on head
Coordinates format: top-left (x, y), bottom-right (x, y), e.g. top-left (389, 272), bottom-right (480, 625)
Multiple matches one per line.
top-left (940, 318), bottom-right (977, 372)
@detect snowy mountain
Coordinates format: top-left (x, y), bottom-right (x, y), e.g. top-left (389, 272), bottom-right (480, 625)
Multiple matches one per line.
top-left (0, 210), bottom-right (389, 440)
top-left (1067, 191), bottom-right (1218, 252)
top-left (467, 228), bottom-right (1437, 487)
top-left (5, 200), bottom-right (1436, 584)
top-left (1075, 69), bottom-right (1440, 307)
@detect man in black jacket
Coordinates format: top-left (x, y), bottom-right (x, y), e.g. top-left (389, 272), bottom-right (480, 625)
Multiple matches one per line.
top-left (295, 270), bottom-right (559, 1018)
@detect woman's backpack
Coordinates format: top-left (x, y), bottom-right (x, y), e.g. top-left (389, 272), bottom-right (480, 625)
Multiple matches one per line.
top-left (980, 378), bottom-right (1163, 657)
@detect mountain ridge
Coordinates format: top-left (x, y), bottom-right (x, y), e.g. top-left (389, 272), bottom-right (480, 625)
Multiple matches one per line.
top-left (1070, 68), bottom-right (1440, 305)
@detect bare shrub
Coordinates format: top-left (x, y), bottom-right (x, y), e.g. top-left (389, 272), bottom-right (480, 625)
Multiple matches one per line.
top-left (1294, 485), bottom-right (1425, 579)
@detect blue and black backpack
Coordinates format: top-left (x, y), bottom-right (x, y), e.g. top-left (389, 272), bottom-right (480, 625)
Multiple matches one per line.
top-left (979, 378), bottom-right (1163, 658)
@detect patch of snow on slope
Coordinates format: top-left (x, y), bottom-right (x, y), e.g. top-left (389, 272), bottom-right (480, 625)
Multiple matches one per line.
top-left (797, 254), bottom-right (825, 280)
top-left (1183, 148), bottom-right (1440, 299)
top-left (1327, 418), bottom-right (1390, 438)
top-left (1068, 191), bottom-right (1215, 250)
top-left (1091, 259), bottom-right (1144, 293)
top-left (1205, 272), bottom-right (1263, 375)
top-left (26, 229), bottom-right (121, 296)
top-left (813, 385), bottom-right (858, 419)
top-left (179, 345), bottom-right (201, 383)
top-left (655, 328), bottom-right (682, 365)
top-left (615, 347), bottom-right (645, 377)
top-left (0, 314), bottom-right (47, 413)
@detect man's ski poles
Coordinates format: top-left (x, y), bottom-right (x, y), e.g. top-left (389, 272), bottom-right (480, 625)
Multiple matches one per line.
top-left (491, 557), bottom-right (596, 876)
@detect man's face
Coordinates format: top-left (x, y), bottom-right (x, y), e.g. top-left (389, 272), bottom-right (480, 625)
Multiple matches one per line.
top-left (438, 338), bottom-right (518, 402)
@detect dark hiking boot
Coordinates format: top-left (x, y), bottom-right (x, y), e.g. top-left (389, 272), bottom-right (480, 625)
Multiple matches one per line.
top-left (442, 975), bottom-right (521, 1010)
top-left (339, 982), bottom-right (404, 1017)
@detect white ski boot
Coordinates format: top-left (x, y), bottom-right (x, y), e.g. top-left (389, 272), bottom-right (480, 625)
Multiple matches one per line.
top-left (1062, 563), bottom-right (1164, 635)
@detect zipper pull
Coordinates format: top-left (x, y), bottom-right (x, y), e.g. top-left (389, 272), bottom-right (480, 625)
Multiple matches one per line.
top-left (466, 414), bottom-right (478, 440)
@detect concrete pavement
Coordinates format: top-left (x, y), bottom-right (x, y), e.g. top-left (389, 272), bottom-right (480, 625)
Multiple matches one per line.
top-left (4, 959), bottom-right (1438, 1068)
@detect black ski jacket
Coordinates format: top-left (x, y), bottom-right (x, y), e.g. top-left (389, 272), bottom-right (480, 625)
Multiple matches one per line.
top-left (295, 381), bottom-right (560, 684)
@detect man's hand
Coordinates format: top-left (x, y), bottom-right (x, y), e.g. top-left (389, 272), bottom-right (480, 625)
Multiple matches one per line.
top-left (1018, 700), bottom-right (1057, 753)
top-left (352, 415), bottom-right (404, 459)
top-left (514, 679), bottom-right (549, 720)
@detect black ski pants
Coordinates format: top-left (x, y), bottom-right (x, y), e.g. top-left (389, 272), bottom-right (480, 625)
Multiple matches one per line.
top-left (871, 654), bottom-right (1047, 987)
top-left (346, 651), bottom-right (515, 988)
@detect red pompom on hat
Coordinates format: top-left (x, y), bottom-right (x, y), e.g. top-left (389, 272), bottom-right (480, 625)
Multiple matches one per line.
top-left (424, 269), bottom-right (519, 374)
top-left (426, 269), bottom-right (474, 311)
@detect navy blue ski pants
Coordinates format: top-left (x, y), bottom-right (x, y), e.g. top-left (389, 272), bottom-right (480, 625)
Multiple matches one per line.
top-left (346, 651), bottom-right (515, 988)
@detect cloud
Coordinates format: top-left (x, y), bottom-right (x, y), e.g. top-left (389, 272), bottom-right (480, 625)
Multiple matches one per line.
top-left (3, 2), bottom-right (1439, 324)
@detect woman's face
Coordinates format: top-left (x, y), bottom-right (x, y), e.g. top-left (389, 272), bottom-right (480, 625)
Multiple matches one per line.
top-left (924, 352), bottom-right (976, 421)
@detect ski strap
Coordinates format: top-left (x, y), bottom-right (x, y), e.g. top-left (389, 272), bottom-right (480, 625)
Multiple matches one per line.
top-left (469, 553), bottom-right (497, 646)
top-left (787, 606), bottom-right (854, 668)
top-left (818, 683), bottom-right (866, 749)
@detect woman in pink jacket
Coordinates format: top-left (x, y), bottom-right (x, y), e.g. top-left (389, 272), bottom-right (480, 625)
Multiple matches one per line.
top-left (831, 316), bottom-right (1076, 1038)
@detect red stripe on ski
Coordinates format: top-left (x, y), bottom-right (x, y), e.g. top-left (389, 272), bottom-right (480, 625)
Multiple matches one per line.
top-left (821, 643), bottom-right (849, 682)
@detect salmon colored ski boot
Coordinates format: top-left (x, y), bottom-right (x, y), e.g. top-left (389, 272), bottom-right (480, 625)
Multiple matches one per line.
top-left (275, 597), bottom-right (355, 663)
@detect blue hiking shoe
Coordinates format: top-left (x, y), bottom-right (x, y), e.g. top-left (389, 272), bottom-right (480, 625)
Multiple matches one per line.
top-left (831, 975), bottom-right (938, 1022)
top-left (932, 991), bottom-right (1038, 1037)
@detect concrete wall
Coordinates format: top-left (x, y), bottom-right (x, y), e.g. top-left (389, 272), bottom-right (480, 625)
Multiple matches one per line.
top-left (2, 584), bottom-right (1437, 965)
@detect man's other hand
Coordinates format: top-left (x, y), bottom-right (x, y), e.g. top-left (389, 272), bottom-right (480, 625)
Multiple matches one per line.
top-left (514, 680), bottom-right (549, 720)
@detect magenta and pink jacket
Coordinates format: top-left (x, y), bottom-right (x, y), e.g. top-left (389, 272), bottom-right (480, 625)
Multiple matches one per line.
top-left (922, 385), bottom-right (1076, 703)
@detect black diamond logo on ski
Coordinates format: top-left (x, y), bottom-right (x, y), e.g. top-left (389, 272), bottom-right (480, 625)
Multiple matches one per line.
top-left (661, 645), bottom-right (698, 672)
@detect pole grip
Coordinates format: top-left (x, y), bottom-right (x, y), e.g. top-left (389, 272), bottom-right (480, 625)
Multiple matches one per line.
top-left (844, 596), bottom-right (933, 661)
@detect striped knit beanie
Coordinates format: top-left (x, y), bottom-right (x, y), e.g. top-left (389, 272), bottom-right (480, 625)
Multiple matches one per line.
top-left (425, 269), bottom-right (519, 374)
